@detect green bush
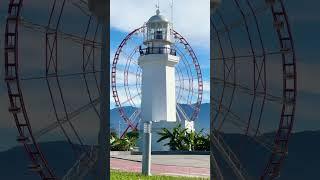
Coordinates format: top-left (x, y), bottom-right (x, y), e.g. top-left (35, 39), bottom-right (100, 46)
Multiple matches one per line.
top-left (110, 131), bottom-right (139, 151)
top-left (157, 124), bottom-right (209, 151)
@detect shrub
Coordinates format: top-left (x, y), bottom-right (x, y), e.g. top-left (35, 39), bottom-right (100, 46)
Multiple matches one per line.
top-left (110, 130), bottom-right (139, 151)
top-left (157, 124), bottom-right (209, 151)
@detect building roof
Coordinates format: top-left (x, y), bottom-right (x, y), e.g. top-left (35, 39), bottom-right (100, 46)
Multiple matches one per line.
top-left (147, 9), bottom-right (169, 23)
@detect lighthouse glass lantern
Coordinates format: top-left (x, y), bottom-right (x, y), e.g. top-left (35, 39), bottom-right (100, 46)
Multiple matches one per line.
top-left (141, 9), bottom-right (175, 55)
top-left (145, 9), bottom-right (172, 43)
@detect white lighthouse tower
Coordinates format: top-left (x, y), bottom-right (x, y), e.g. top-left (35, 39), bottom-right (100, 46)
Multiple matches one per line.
top-left (138, 9), bottom-right (193, 151)
top-left (139, 9), bottom-right (178, 124)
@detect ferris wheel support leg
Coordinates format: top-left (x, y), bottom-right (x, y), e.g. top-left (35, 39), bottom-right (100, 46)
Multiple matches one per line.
top-left (211, 152), bottom-right (224, 180)
top-left (97, 17), bottom-right (110, 180)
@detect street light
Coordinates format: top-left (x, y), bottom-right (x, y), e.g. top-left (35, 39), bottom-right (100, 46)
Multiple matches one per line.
top-left (142, 121), bottom-right (152, 176)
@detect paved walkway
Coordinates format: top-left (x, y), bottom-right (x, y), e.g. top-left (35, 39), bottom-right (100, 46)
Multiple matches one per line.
top-left (110, 154), bottom-right (210, 178)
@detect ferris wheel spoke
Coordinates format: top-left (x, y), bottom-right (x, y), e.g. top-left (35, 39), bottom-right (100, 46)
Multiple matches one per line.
top-left (176, 95), bottom-right (197, 110)
top-left (82, 20), bottom-right (101, 118)
top-left (121, 109), bottom-right (142, 136)
top-left (120, 93), bottom-right (141, 106)
top-left (212, 77), bottom-right (282, 103)
top-left (130, 109), bottom-right (141, 124)
top-left (62, 145), bottom-right (99, 180)
top-left (174, 45), bottom-right (197, 72)
top-left (212, 96), bottom-right (259, 133)
top-left (176, 104), bottom-right (193, 122)
top-left (20, 19), bottom-right (102, 47)
top-left (212, 5), bottom-right (269, 38)
top-left (115, 69), bottom-right (142, 78)
top-left (46, 79), bottom-right (85, 159)
top-left (120, 110), bottom-right (141, 138)
top-left (176, 86), bottom-right (192, 103)
top-left (174, 47), bottom-right (195, 74)
top-left (135, 68), bottom-right (142, 100)
top-left (32, 98), bottom-right (100, 139)
top-left (233, 0), bottom-right (265, 137)
top-left (211, 152), bottom-right (224, 180)
top-left (174, 53), bottom-right (194, 103)
top-left (68, 0), bottom-right (91, 16)
top-left (120, 48), bottom-right (139, 65)
top-left (115, 84), bottom-right (141, 88)
top-left (19, 71), bottom-right (102, 81)
top-left (212, 98), bottom-right (252, 133)
top-left (175, 62), bottom-right (193, 104)
top-left (212, 111), bottom-right (273, 152)
top-left (175, 73), bottom-right (198, 82)
top-left (176, 85), bottom-right (196, 95)
top-left (212, 131), bottom-right (250, 180)
top-left (83, 22), bottom-right (100, 71)
top-left (175, 66), bottom-right (184, 101)
top-left (123, 50), bottom-right (141, 107)
top-left (175, 78), bottom-right (194, 82)
top-left (210, 50), bottom-right (292, 62)
top-left (211, 100), bottom-right (273, 151)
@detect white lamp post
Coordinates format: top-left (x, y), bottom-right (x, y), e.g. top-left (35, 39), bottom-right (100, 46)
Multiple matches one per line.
top-left (142, 121), bottom-right (152, 175)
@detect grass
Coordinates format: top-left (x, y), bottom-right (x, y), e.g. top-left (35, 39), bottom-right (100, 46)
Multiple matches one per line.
top-left (111, 170), bottom-right (209, 180)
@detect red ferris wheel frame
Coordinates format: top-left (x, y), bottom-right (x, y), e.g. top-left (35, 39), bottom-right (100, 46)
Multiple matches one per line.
top-left (211, 0), bottom-right (297, 179)
top-left (4, 0), bottom-right (56, 179)
top-left (4, 0), bottom-right (100, 179)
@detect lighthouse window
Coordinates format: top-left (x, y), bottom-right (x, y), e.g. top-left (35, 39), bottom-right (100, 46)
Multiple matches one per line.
top-left (155, 30), bottom-right (163, 40)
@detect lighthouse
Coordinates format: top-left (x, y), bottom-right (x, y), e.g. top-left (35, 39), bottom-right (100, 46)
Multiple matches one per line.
top-left (139, 9), bottom-right (179, 124)
top-left (138, 9), bottom-right (181, 151)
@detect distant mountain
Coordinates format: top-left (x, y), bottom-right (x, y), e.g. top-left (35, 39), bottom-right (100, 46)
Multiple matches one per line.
top-left (110, 103), bottom-right (210, 134)
top-left (0, 131), bottom-right (319, 179)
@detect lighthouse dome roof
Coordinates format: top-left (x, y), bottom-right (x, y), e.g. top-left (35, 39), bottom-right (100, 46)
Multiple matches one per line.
top-left (147, 9), bottom-right (169, 23)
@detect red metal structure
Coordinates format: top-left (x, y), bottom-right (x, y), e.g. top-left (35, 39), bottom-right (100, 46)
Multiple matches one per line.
top-left (5, 0), bottom-right (56, 179)
top-left (5, 0), bottom-right (101, 179)
top-left (211, 0), bottom-right (296, 179)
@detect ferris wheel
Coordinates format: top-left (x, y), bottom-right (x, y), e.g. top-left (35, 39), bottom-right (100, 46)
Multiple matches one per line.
top-left (4, 0), bottom-right (108, 179)
top-left (210, 0), bottom-right (297, 179)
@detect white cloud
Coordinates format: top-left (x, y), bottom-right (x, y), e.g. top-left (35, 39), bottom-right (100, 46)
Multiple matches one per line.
top-left (110, 0), bottom-right (210, 48)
